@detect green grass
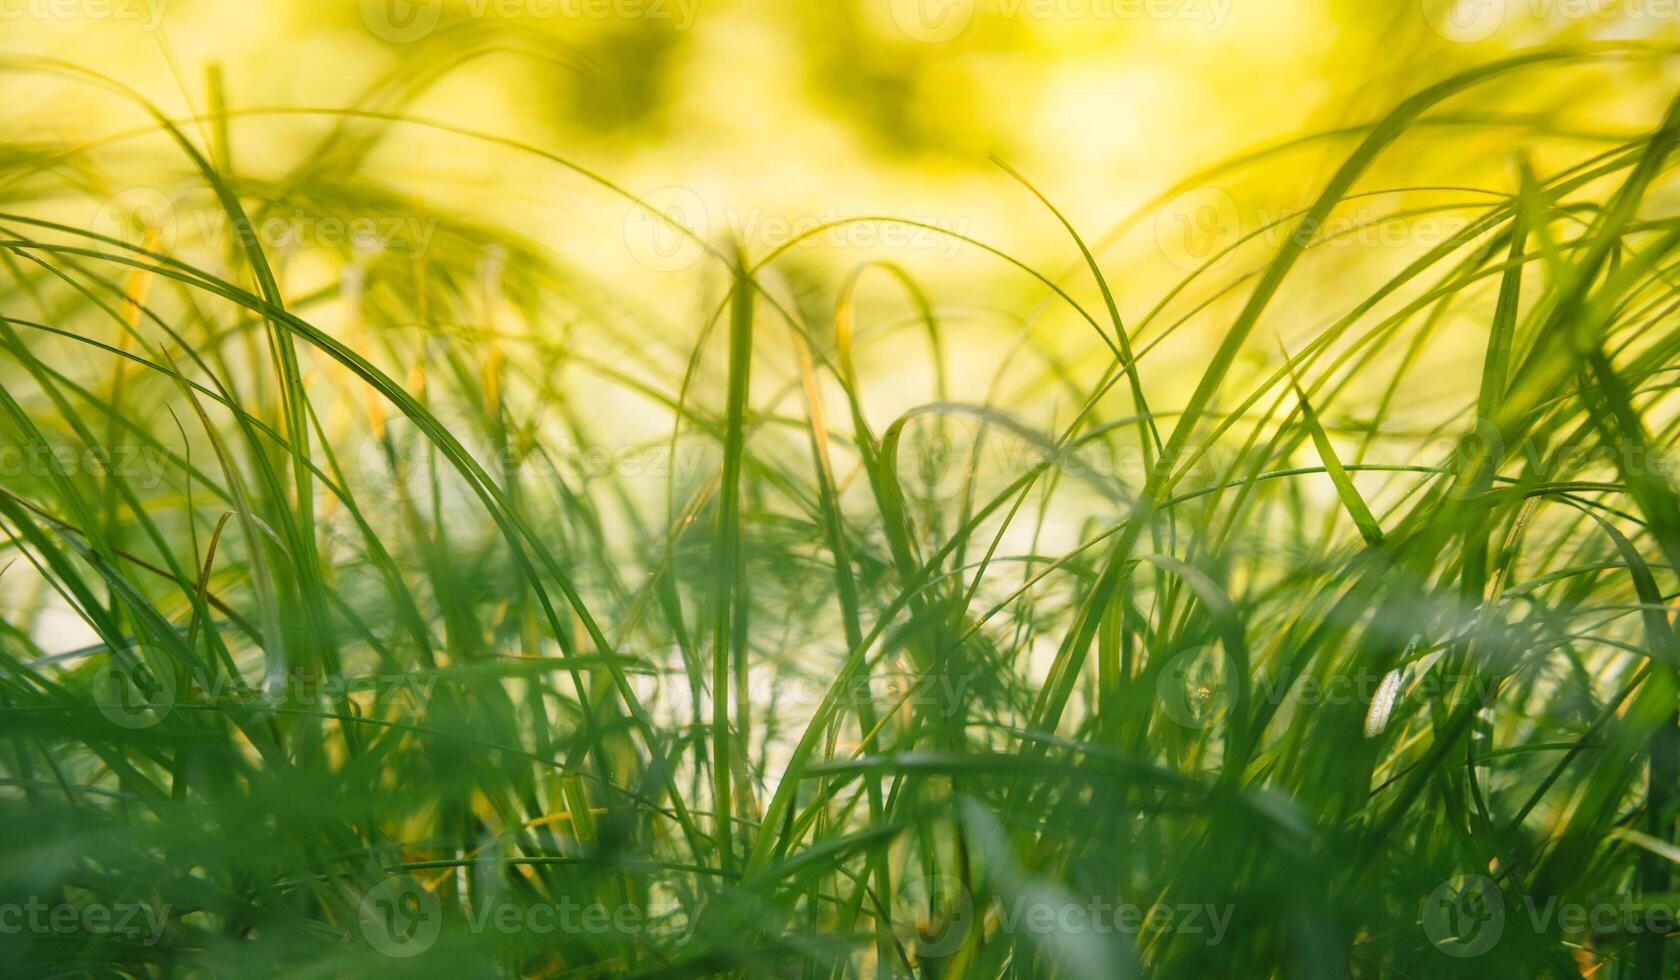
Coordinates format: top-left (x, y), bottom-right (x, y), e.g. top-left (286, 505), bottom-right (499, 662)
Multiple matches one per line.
top-left (4, 42), bottom-right (1680, 978)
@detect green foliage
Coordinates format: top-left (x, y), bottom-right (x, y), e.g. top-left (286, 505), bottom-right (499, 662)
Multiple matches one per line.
top-left (3, 44), bottom-right (1680, 979)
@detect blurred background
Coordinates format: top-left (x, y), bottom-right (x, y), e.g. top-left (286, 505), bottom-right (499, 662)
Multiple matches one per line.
top-left (6, 2), bottom-right (1677, 320)
top-left (2, 1), bottom-right (1679, 644)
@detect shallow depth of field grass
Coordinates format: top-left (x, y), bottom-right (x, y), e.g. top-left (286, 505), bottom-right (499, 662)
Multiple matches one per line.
top-left (6, 15), bottom-right (1680, 980)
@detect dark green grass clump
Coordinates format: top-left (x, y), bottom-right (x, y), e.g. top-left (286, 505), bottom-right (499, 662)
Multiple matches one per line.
top-left (4, 45), bottom-right (1680, 978)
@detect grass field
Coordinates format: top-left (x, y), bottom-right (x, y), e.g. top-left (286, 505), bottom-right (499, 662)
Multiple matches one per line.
top-left (4, 4), bottom-right (1680, 978)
